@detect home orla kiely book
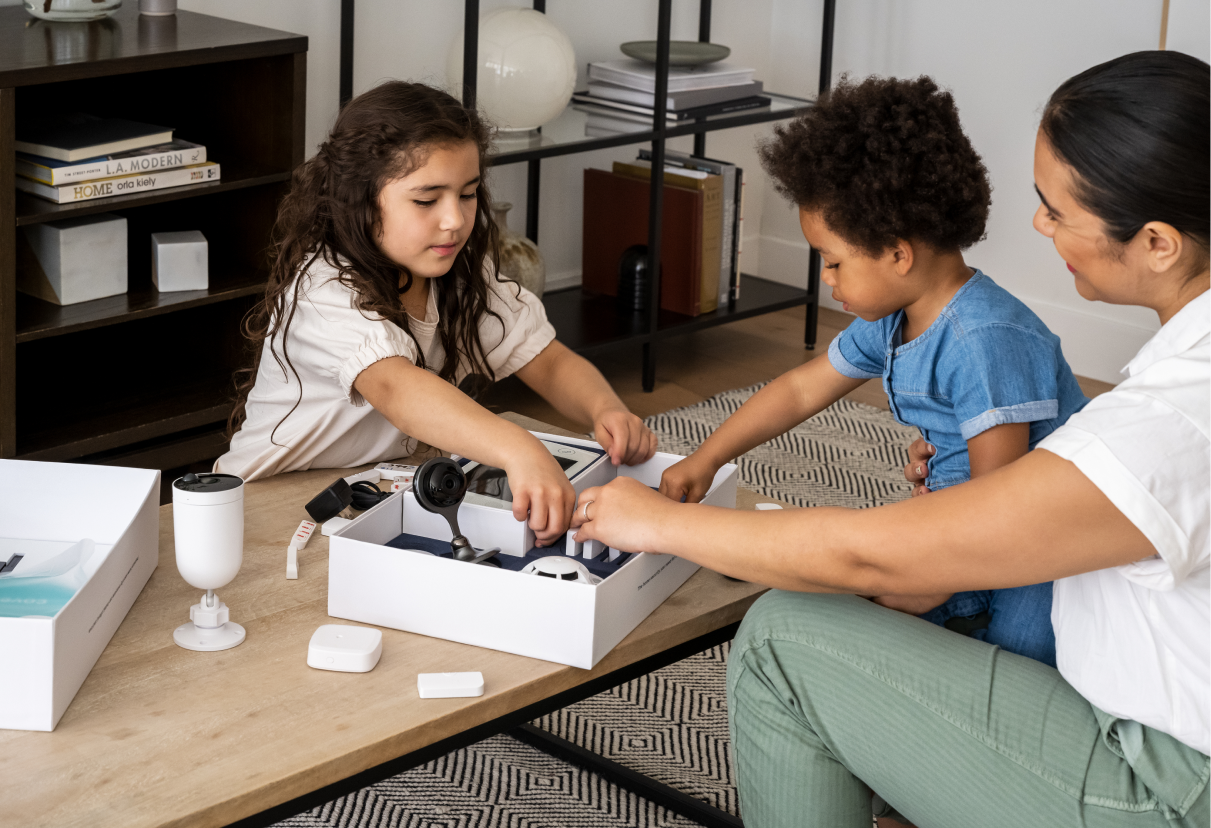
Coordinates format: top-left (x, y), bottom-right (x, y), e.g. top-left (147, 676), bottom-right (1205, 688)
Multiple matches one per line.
top-left (17, 140), bottom-right (206, 186)
top-left (15, 162), bottom-right (221, 204)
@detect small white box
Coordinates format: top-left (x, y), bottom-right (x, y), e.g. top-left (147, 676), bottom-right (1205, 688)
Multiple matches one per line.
top-left (307, 624), bottom-right (382, 673)
top-left (17, 213), bottom-right (128, 305)
top-left (328, 432), bottom-right (738, 669)
top-left (151, 230), bottom-right (208, 292)
top-left (0, 460), bottom-right (160, 732)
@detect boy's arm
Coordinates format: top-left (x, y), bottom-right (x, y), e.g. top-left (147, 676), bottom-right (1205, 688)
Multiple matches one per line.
top-left (660, 356), bottom-right (866, 502)
top-left (873, 422), bottom-right (1031, 613)
top-left (513, 340), bottom-right (657, 466)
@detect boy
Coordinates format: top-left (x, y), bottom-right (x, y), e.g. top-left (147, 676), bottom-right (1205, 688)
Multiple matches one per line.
top-left (660, 75), bottom-right (1087, 666)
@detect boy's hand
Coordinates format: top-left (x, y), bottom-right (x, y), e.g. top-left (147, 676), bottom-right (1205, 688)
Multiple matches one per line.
top-left (904, 438), bottom-right (934, 496)
top-left (658, 453), bottom-right (719, 503)
top-left (506, 447), bottom-right (577, 546)
top-left (872, 592), bottom-right (952, 615)
top-left (593, 408), bottom-right (658, 466)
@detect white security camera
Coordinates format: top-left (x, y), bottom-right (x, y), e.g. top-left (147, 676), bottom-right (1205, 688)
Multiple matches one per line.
top-left (171, 473), bottom-right (246, 651)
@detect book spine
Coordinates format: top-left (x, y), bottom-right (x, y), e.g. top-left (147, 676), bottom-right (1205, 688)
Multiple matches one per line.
top-left (734, 169), bottom-right (746, 301)
top-left (17, 164), bottom-right (221, 204)
top-left (17, 145), bottom-right (207, 187)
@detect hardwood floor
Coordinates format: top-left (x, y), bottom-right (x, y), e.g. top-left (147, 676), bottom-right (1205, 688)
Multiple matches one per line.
top-left (481, 306), bottom-right (1115, 432)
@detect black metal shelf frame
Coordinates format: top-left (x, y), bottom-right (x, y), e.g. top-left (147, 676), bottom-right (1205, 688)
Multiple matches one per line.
top-left (445, 0), bottom-right (837, 391)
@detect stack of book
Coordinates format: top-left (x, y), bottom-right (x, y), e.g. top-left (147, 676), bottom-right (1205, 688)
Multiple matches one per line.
top-left (14, 113), bottom-right (219, 204)
top-left (582, 150), bottom-right (745, 317)
top-left (573, 59), bottom-right (769, 136)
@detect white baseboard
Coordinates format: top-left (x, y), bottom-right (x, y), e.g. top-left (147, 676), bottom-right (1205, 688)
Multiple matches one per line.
top-left (543, 270), bottom-right (582, 293)
top-left (755, 235), bottom-right (1149, 384)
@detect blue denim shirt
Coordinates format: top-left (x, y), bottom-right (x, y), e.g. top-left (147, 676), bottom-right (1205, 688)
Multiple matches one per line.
top-left (828, 271), bottom-right (1089, 489)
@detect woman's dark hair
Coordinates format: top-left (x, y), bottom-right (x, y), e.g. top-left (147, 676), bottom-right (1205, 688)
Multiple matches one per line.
top-left (1041, 50), bottom-right (1210, 252)
top-left (228, 81), bottom-right (506, 440)
top-left (759, 74), bottom-right (991, 255)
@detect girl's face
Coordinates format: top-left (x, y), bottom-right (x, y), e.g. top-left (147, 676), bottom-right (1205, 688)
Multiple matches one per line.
top-left (377, 140), bottom-right (481, 279)
top-left (798, 208), bottom-right (913, 321)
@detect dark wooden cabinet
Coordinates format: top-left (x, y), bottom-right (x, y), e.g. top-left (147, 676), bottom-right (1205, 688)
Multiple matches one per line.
top-left (0, 5), bottom-right (306, 472)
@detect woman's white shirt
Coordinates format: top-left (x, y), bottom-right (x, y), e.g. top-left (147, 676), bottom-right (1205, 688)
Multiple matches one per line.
top-left (215, 256), bottom-right (556, 482)
top-left (1040, 289), bottom-right (1210, 755)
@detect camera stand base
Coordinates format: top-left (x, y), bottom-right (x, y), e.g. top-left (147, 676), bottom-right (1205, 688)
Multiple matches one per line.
top-left (174, 621), bottom-right (246, 651)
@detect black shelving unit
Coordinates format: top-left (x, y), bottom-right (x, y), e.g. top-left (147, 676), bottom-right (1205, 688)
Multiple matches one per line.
top-left (460, 0), bottom-right (837, 391)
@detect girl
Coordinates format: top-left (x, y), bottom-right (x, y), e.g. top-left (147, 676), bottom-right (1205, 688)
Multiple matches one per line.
top-left (657, 75), bottom-right (1090, 666)
top-left (216, 82), bottom-right (656, 546)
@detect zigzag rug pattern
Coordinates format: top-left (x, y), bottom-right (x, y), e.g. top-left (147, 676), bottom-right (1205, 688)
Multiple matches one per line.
top-left (274, 391), bottom-right (915, 827)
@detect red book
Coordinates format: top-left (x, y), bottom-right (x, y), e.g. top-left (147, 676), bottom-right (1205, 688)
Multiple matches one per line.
top-left (582, 168), bottom-right (703, 316)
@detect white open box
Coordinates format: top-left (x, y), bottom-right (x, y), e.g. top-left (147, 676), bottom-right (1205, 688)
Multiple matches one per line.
top-left (329, 432), bottom-right (737, 669)
top-left (0, 460), bottom-right (159, 731)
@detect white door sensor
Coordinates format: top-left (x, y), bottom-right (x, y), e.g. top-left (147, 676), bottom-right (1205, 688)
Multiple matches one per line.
top-left (307, 624), bottom-right (383, 672)
top-left (417, 671), bottom-right (485, 698)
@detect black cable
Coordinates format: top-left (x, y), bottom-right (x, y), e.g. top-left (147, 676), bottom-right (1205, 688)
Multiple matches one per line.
top-left (349, 480), bottom-right (392, 511)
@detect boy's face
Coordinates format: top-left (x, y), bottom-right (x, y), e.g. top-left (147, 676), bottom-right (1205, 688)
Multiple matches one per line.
top-left (377, 140), bottom-right (481, 280)
top-left (798, 208), bottom-right (913, 321)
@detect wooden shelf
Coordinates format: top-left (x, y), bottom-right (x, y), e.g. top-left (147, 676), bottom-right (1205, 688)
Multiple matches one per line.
top-left (16, 378), bottom-right (232, 462)
top-left (16, 273), bottom-right (267, 342)
top-left (15, 165), bottom-right (290, 226)
top-left (543, 275), bottom-right (814, 355)
top-left (0, 6), bottom-right (306, 88)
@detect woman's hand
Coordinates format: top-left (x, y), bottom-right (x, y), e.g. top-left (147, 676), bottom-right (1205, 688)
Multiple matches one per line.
top-left (658, 453), bottom-right (720, 503)
top-left (572, 476), bottom-right (673, 553)
top-left (504, 445), bottom-right (578, 547)
top-left (593, 408), bottom-right (658, 466)
top-left (904, 438), bottom-right (935, 496)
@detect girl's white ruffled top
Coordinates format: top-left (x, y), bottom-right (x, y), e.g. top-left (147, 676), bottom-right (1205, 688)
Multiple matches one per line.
top-left (216, 256), bottom-right (555, 482)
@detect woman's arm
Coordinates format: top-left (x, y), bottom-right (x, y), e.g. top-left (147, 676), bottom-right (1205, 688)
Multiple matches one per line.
top-left (513, 340), bottom-right (656, 466)
top-left (660, 356), bottom-right (867, 502)
top-left (874, 421), bottom-right (1032, 613)
top-left (572, 448), bottom-right (1153, 594)
top-left (355, 356), bottom-right (575, 545)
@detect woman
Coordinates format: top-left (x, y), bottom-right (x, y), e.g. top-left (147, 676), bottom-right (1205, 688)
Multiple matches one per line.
top-left (570, 51), bottom-right (1209, 827)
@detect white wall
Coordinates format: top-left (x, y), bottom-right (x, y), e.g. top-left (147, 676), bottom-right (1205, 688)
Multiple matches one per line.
top-left (759, 0), bottom-right (1210, 383)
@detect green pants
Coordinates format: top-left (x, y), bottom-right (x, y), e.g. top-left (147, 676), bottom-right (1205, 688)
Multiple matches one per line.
top-left (727, 591), bottom-right (1210, 827)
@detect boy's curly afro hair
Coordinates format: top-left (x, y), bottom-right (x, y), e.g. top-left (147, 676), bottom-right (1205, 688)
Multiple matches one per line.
top-left (760, 75), bottom-right (991, 255)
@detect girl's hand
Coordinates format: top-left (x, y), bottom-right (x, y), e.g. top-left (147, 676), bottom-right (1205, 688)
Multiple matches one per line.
top-left (658, 453), bottom-right (719, 503)
top-left (572, 477), bottom-right (672, 553)
top-left (505, 448), bottom-right (578, 547)
top-left (594, 408), bottom-right (658, 466)
top-left (904, 438), bottom-right (934, 496)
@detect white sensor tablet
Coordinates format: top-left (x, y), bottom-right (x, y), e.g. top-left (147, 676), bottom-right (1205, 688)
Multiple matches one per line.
top-left (457, 440), bottom-right (606, 511)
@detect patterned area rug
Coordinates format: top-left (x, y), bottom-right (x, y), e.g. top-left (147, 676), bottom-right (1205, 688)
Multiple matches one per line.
top-left (275, 386), bottom-right (917, 828)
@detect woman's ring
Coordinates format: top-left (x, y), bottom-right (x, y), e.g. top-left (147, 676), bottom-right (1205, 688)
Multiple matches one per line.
top-left (580, 500), bottom-right (594, 521)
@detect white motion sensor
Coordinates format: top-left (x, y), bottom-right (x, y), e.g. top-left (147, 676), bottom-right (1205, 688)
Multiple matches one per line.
top-left (172, 472), bottom-right (246, 651)
top-left (520, 556), bottom-right (601, 585)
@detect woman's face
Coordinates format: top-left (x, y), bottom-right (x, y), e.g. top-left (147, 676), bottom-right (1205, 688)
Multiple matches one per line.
top-left (1031, 132), bottom-right (1144, 306)
top-left (377, 140), bottom-right (480, 279)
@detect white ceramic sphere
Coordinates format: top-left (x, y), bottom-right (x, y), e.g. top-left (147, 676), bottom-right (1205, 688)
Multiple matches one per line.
top-left (447, 8), bottom-right (577, 132)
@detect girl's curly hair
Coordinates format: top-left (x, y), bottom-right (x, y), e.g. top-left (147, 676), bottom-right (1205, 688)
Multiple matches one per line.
top-left (760, 74), bottom-right (991, 255)
top-left (228, 81), bottom-right (506, 441)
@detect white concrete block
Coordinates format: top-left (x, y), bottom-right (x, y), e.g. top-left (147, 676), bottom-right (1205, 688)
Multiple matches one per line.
top-left (151, 230), bottom-right (208, 292)
top-left (17, 213), bottom-right (127, 306)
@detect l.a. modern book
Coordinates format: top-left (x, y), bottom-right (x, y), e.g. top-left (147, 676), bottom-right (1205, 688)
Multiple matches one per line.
top-left (16, 162), bottom-right (221, 204)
